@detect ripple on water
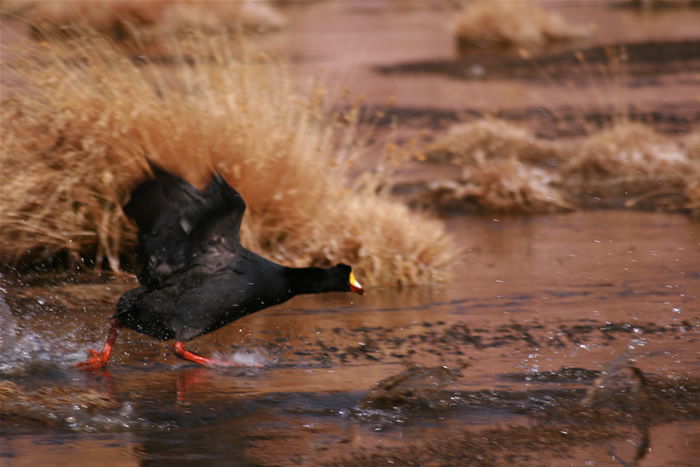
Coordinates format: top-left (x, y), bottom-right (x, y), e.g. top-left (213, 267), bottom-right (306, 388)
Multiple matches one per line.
top-left (0, 380), bottom-right (177, 434)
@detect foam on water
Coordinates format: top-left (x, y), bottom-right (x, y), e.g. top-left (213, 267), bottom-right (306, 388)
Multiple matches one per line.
top-left (210, 347), bottom-right (275, 368)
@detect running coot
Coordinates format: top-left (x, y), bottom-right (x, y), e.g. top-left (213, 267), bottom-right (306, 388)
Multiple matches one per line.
top-left (77, 164), bottom-right (364, 369)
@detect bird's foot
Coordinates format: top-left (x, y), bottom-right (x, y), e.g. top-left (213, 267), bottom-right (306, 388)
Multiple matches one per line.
top-left (173, 342), bottom-right (265, 368)
top-left (75, 349), bottom-right (108, 371)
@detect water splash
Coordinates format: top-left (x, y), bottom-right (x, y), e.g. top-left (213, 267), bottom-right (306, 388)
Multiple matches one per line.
top-left (0, 280), bottom-right (18, 362)
top-left (0, 295), bottom-right (98, 375)
top-left (0, 321), bottom-right (101, 375)
top-left (210, 347), bottom-right (275, 368)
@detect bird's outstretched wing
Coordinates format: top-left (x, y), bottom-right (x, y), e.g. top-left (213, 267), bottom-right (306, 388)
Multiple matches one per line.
top-left (123, 162), bottom-right (246, 287)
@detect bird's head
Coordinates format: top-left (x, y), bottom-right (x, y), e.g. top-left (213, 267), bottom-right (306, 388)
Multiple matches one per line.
top-left (348, 269), bottom-right (365, 295)
top-left (333, 263), bottom-right (365, 295)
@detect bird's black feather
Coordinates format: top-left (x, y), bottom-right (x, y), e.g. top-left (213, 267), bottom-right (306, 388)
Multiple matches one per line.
top-left (115, 164), bottom-right (360, 343)
top-left (123, 163), bottom-right (246, 287)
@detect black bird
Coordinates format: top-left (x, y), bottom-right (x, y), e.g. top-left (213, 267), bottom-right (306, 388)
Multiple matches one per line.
top-left (77, 164), bottom-right (364, 369)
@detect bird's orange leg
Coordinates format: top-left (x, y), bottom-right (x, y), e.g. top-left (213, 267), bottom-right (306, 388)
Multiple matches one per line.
top-left (76, 319), bottom-right (122, 370)
top-left (173, 341), bottom-right (263, 368)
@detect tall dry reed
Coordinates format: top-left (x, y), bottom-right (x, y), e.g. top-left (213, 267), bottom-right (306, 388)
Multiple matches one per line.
top-left (1, 30), bottom-right (455, 286)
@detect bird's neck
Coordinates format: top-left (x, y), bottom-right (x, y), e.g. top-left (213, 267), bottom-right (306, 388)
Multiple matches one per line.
top-left (284, 267), bottom-right (339, 296)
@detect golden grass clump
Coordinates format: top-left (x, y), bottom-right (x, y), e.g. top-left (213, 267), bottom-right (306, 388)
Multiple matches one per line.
top-left (685, 131), bottom-right (700, 161)
top-left (415, 118), bottom-right (570, 213)
top-left (305, 192), bottom-right (454, 285)
top-left (685, 132), bottom-right (700, 217)
top-left (413, 118), bottom-right (700, 214)
top-left (12, 0), bottom-right (286, 45)
top-left (686, 181), bottom-right (700, 218)
top-left (565, 123), bottom-right (690, 179)
top-left (681, 131), bottom-right (700, 217)
top-left (417, 160), bottom-right (570, 214)
top-left (0, 31), bottom-right (455, 286)
top-left (453, 1), bottom-right (589, 51)
top-left (563, 122), bottom-right (700, 210)
top-left (424, 118), bottom-right (564, 166)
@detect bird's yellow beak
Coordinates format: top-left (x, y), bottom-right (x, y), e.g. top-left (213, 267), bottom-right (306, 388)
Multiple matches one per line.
top-left (349, 270), bottom-right (365, 295)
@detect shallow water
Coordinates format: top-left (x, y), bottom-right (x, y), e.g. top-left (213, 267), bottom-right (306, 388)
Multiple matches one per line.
top-left (255, 1), bottom-right (700, 120)
top-left (2, 212), bottom-right (698, 466)
top-left (2, 2), bottom-right (700, 464)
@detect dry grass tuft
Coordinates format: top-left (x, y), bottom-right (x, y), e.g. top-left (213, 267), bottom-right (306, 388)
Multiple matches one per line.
top-left (685, 131), bottom-right (700, 161)
top-left (686, 182), bottom-right (700, 219)
top-left (413, 119), bottom-right (700, 214)
top-left (685, 132), bottom-right (700, 217)
top-left (306, 192), bottom-right (455, 286)
top-left (424, 118), bottom-right (564, 166)
top-left (10, 0), bottom-right (285, 46)
top-left (567, 123), bottom-right (688, 176)
top-left (416, 118), bottom-right (570, 213)
top-left (417, 160), bottom-right (571, 214)
top-left (453, 1), bottom-right (589, 52)
top-left (0, 31), bottom-right (455, 286)
top-left (563, 123), bottom-right (695, 203)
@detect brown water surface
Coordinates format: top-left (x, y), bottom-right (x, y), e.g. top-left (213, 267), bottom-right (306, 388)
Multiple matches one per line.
top-left (2, 212), bottom-right (698, 466)
top-left (256, 1), bottom-right (700, 125)
top-left (2, 2), bottom-right (700, 465)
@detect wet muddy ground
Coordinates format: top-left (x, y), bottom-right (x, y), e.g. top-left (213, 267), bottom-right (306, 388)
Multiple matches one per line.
top-left (2, 212), bottom-right (699, 466)
top-left (2, 1), bottom-right (700, 466)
